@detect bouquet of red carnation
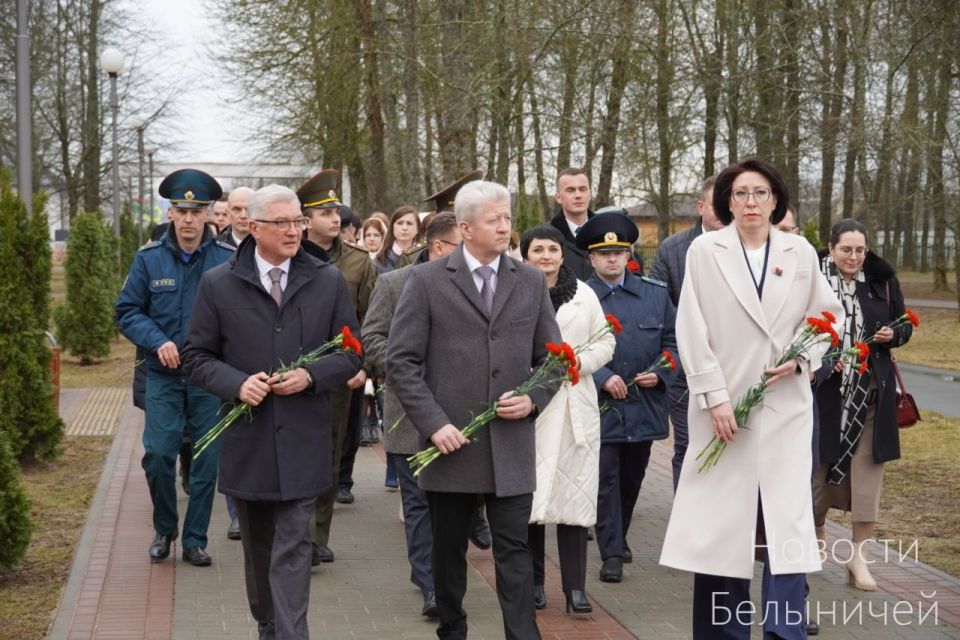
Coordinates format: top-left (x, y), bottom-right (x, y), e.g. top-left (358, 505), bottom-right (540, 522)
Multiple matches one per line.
top-left (821, 308), bottom-right (918, 374)
top-left (627, 259), bottom-right (641, 273)
top-left (600, 350), bottom-right (677, 415)
top-left (696, 311), bottom-right (840, 473)
top-left (193, 326), bottom-right (362, 460)
top-left (408, 315), bottom-right (624, 476)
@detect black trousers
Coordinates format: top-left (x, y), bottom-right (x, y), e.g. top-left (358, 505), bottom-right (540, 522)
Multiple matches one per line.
top-left (669, 375), bottom-right (690, 492)
top-left (337, 386), bottom-right (365, 491)
top-left (528, 523), bottom-right (588, 593)
top-left (233, 496), bottom-right (316, 640)
top-left (426, 491), bottom-right (540, 640)
top-left (596, 441), bottom-right (652, 560)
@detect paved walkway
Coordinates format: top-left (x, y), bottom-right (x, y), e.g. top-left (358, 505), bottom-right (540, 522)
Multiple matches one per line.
top-left (904, 298), bottom-right (958, 310)
top-left (51, 389), bottom-right (960, 639)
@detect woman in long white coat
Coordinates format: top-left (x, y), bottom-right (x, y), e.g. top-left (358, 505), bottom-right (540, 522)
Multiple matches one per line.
top-left (659, 159), bottom-right (844, 640)
top-left (521, 225), bottom-right (615, 615)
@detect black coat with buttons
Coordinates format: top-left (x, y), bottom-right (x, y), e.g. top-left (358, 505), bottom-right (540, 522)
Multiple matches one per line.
top-left (814, 251), bottom-right (912, 465)
top-left (182, 236), bottom-right (362, 501)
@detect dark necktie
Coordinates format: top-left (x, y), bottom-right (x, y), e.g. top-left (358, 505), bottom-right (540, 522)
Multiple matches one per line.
top-left (476, 266), bottom-right (495, 315)
top-left (269, 267), bottom-right (283, 306)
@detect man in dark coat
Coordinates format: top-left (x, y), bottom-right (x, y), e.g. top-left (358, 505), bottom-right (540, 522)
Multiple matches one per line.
top-left (182, 184), bottom-right (361, 640)
top-left (388, 180), bottom-right (562, 640)
top-left (579, 211), bottom-right (678, 584)
top-left (116, 169), bottom-right (235, 567)
top-left (647, 176), bottom-right (722, 491)
top-left (548, 167), bottom-right (596, 280)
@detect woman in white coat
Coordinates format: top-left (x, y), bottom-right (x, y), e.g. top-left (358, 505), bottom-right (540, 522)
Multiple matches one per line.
top-left (659, 159), bottom-right (844, 640)
top-left (521, 225), bottom-right (615, 615)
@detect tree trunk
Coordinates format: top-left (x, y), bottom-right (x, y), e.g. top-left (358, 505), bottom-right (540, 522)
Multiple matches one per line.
top-left (817, 13), bottom-right (847, 246)
top-left (896, 46), bottom-right (921, 269)
top-left (353, 0), bottom-right (388, 208)
top-left (782, 0), bottom-right (801, 218)
top-left (595, 0), bottom-right (637, 207)
top-left (654, 0), bottom-right (672, 242)
top-left (556, 34), bottom-right (578, 171)
top-left (929, 36), bottom-right (951, 290)
top-left (529, 86), bottom-right (551, 217)
top-left (403, 0), bottom-right (422, 203)
top-left (722, 0), bottom-right (740, 164)
top-left (437, 0), bottom-right (473, 180)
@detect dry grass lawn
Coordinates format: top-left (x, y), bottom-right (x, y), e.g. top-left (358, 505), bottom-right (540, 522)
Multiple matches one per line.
top-left (894, 307), bottom-right (960, 370)
top-left (899, 269), bottom-right (957, 303)
top-left (0, 437), bottom-right (112, 640)
top-left (828, 411), bottom-right (960, 577)
top-left (59, 335), bottom-right (137, 389)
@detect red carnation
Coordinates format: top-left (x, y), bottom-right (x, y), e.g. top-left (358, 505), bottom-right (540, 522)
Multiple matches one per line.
top-left (822, 310), bottom-right (837, 324)
top-left (854, 341), bottom-right (870, 362)
top-left (857, 360), bottom-right (869, 375)
top-left (627, 259), bottom-right (640, 273)
top-left (663, 350), bottom-right (677, 370)
top-left (567, 365), bottom-right (580, 386)
top-left (828, 328), bottom-right (840, 348)
top-left (561, 342), bottom-right (577, 366)
top-left (606, 314), bottom-right (623, 335)
top-left (906, 309), bottom-right (920, 327)
top-left (340, 326), bottom-right (363, 355)
top-left (546, 342), bottom-right (564, 357)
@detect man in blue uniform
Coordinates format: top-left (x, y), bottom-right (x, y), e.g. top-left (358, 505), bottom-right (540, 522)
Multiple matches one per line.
top-left (576, 211), bottom-right (678, 583)
top-left (116, 169), bottom-right (235, 566)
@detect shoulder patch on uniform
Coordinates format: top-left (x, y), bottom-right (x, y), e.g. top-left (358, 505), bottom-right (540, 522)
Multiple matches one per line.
top-left (402, 243), bottom-right (426, 256)
top-left (342, 241), bottom-right (369, 254)
top-left (138, 240), bottom-right (162, 252)
top-left (641, 276), bottom-right (668, 288)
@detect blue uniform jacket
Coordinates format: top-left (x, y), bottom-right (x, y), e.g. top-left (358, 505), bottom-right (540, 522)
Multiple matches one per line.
top-left (588, 273), bottom-right (679, 443)
top-left (116, 227), bottom-right (234, 375)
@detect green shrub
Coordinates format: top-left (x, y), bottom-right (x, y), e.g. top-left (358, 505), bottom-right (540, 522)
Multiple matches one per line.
top-left (0, 175), bottom-right (63, 459)
top-left (0, 430), bottom-right (32, 568)
top-left (803, 219), bottom-right (823, 251)
top-left (55, 211), bottom-right (117, 365)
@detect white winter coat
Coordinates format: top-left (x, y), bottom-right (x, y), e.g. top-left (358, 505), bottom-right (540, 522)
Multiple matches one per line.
top-left (659, 225), bottom-right (845, 578)
top-left (530, 280), bottom-right (616, 527)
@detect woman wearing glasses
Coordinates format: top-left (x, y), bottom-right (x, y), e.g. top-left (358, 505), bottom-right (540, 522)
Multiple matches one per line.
top-left (660, 158), bottom-right (844, 639)
top-left (812, 218), bottom-right (912, 592)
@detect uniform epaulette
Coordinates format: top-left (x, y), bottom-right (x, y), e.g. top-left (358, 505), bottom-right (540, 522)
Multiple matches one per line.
top-left (641, 275), bottom-right (668, 288)
top-left (402, 243), bottom-right (426, 257)
top-left (214, 239), bottom-right (236, 251)
top-left (138, 240), bottom-right (162, 252)
top-left (341, 240), bottom-right (369, 254)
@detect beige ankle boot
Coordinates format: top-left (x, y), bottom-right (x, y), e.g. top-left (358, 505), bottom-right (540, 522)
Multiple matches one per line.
top-left (846, 541), bottom-right (878, 591)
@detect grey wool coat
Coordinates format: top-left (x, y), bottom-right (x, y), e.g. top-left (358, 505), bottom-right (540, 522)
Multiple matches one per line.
top-left (361, 266), bottom-right (421, 455)
top-left (387, 247), bottom-right (563, 496)
top-left (182, 239), bottom-right (362, 501)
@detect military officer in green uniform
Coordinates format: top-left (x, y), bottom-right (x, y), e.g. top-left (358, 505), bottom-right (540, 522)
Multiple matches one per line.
top-left (297, 169), bottom-right (377, 564)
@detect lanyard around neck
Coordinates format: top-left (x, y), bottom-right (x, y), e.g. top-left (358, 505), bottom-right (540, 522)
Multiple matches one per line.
top-left (740, 239), bottom-right (771, 299)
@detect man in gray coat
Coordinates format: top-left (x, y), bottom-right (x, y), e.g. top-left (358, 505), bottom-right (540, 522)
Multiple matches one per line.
top-left (648, 175), bottom-right (722, 491)
top-left (388, 180), bottom-right (562, 640)
top-left (361, 212), bottom-right (461, 619)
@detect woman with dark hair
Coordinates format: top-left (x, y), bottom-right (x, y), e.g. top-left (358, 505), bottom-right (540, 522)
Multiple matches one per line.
top-left (374, 206), bottom-right (421, 274)
top-left (660, 159), bottom-right (844, 639)
top-left (521, 225), bottom-right (615, 614)
top-left (813, 218), bottom-right (912, 591)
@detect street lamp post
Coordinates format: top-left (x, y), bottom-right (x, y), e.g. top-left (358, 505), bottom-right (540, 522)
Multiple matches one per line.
top-left (100, 47), bottom-right (124, 247)
top-left (136, 124), bottom-right (146, 245)
top-left (146, 149), bottom-right (155, 231)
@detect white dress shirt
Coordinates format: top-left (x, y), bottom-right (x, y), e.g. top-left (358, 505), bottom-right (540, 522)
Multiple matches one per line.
top-left (254, 249), bottom-right (291, 294)
top-left (462, 246), bottom-right (501, 295)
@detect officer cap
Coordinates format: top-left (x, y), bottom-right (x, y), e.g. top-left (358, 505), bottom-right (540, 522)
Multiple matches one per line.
top-left (158, 169), bottom-right (222, 209)
top-left (575, 209), bottom-right (639, 252)
top-left (297, 169), bottom-right (341, 209)
top-left (423, 168), bottom-right (484, 212)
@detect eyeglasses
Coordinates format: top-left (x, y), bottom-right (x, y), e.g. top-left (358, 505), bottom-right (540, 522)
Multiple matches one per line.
top-left (732, 188), bottom-right (772, 204)
top-left (835, 246), bottom-right (867, 257)
top-left (255, 217), bottom-right (309, 231)
top-left (436, 239), bottom-right (459, 248)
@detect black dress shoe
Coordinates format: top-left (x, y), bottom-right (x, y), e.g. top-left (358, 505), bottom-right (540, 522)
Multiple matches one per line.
top-left (533, 584), bottom-right (547, 610)
top-left (599, 557), bottom-right (623, 583)
top-left (565, 589), bottom-right (592, 614)
top-left (806, 620), bottom-right (819, 636)
top-left (469, 510), bottom-right (492, 550)
top-left (182, 546), bottom-right (212, 567)
top-left (226, 518), bottom-right (241, 540)
top-left (421, 591), bottom-right (439, 618)
top-left (311, 543), bottom-right (334, 566)
top-left (149, 531), bottom-right (177, 562)
top-left (586, 528), bottom-right (594, 541)
top-left (335, 487), bottom-right (355, 504)
top-left (622, 545), bottom-right (633, 563)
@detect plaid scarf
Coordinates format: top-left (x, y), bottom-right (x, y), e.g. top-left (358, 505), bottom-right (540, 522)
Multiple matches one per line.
top-left (819, 255), bottom-right (871, 485)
